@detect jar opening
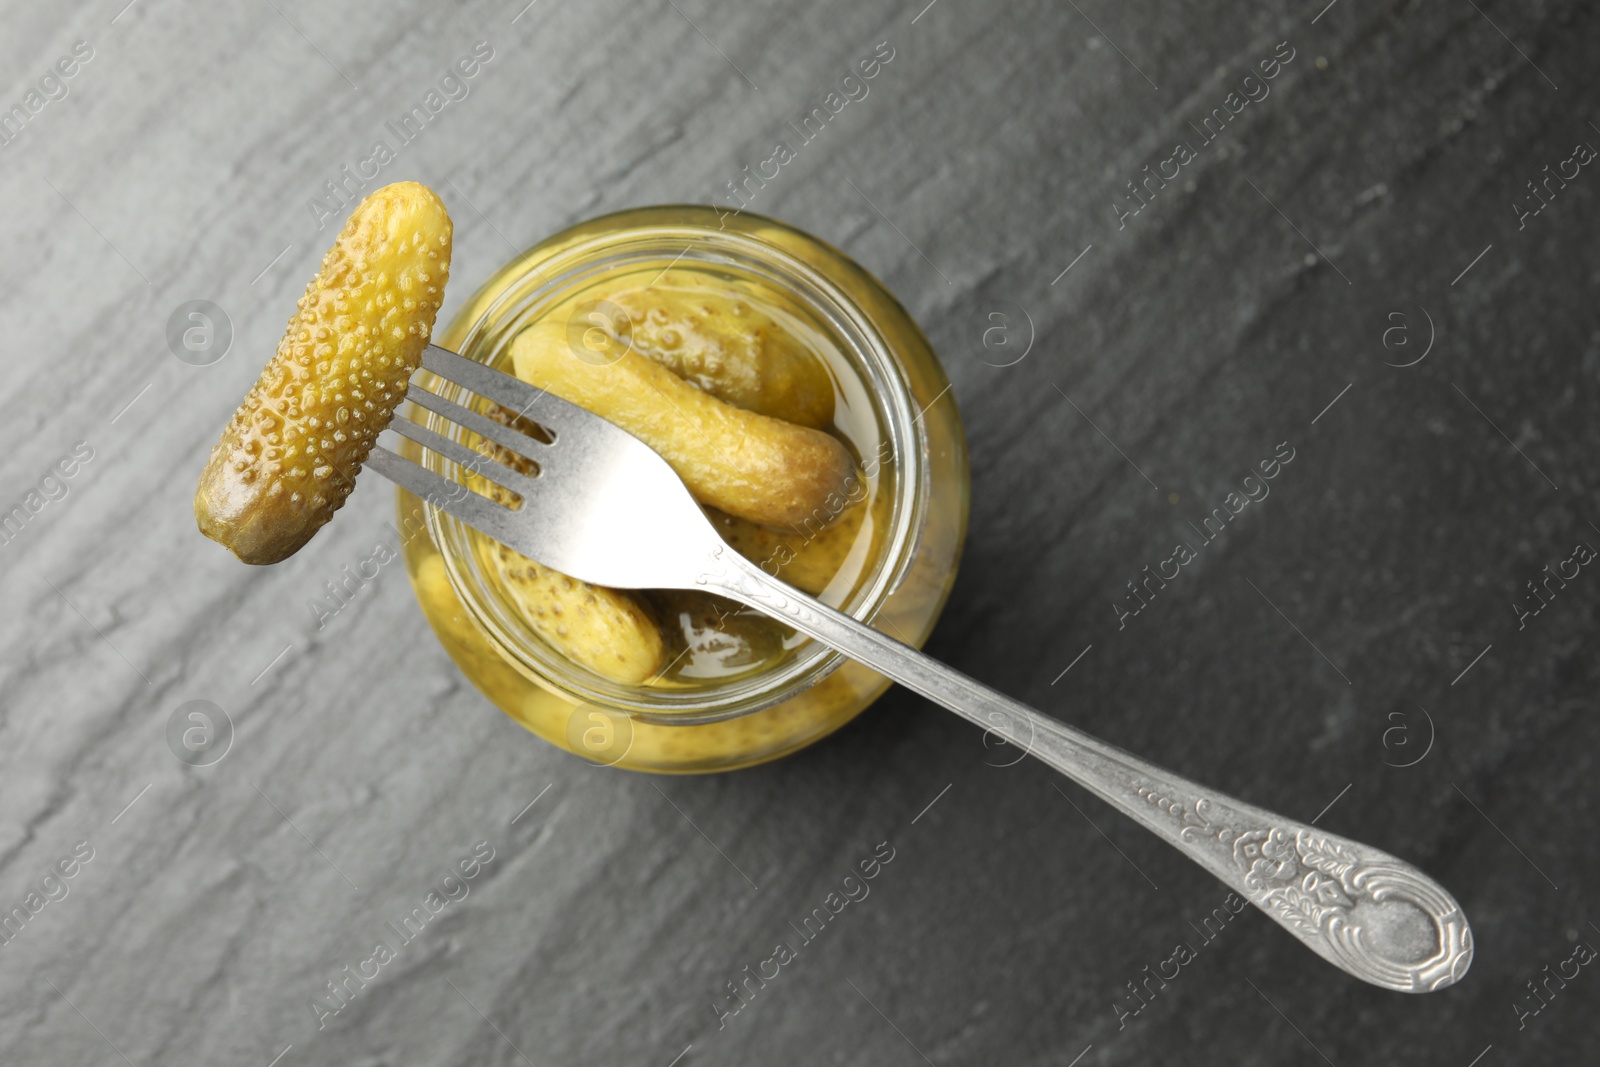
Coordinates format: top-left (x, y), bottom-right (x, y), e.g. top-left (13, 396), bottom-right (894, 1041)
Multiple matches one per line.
top-left (417, 209), bottom-right (927, 725)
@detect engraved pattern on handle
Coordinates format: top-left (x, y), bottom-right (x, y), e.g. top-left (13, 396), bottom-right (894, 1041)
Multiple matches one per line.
top-left (699, 549), bottom-right (1473, 992)
top-left (1110, 773), bottom-right (1473, 992)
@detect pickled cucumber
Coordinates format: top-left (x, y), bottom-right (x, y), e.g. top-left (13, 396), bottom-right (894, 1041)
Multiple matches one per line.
top-left (491, 549), bottom-right (666, 684)
top-left (195, 182), bottom-right (452, 564)
top-left (510, 321), bottom-right (856, 529)
top-left (607, 278), bottom-right (835, 428)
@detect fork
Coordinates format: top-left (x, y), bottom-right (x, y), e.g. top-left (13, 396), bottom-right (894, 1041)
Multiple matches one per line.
top-left (367, 344), bottom-right (1473, 993)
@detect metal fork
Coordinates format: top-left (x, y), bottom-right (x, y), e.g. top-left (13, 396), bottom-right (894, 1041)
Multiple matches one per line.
top-left (368, 344), bottom-right (1472, 993)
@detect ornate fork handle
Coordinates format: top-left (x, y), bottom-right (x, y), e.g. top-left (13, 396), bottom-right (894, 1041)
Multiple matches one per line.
top-left (700, 549), bottom-right (1472, 992)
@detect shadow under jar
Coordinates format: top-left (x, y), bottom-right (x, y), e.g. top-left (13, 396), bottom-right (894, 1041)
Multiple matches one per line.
top-left (397, 205), bottom-right (968, 772)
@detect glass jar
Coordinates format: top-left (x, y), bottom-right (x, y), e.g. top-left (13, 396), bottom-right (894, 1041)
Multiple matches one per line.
top-left (397, 205), bottom-right (968, 773)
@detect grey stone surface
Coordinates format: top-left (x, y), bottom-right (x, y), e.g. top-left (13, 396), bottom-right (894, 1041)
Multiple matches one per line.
top-left (0, 0), bottom-right (1595, 1063)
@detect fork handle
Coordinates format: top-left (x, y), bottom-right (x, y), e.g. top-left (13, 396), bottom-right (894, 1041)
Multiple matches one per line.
top-left (698, 548), bottom-right (1472, 992)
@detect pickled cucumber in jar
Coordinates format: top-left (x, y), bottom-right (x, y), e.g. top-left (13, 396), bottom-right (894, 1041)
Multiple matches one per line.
top-left (606, 271), bottom-right (836, 428)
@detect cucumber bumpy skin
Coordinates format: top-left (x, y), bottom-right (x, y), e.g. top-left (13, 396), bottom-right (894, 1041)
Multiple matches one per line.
top-left (195, 182), bottom-right (452, 564)
top-left (607, 278), bottom-right (835, 429)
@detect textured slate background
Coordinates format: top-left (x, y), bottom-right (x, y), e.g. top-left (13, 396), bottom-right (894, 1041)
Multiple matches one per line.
top-left (0, 0), bottom-right (1595, 1064)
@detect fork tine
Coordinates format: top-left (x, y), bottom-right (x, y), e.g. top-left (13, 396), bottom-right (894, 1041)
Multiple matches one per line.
top-left (405, 383), bottom-right (551, 460)
top-left (386, 411), bottom-right (541, 498)
top-left (364, 445), bottom-right (520, 546)
top-left (421, 345), bottom-right (573, 430)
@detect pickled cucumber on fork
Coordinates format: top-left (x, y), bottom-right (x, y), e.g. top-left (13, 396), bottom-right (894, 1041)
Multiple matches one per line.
top-left (194, 182), bottom-right (452, 564)
top-left (510, 321), bottom-right (856, 529)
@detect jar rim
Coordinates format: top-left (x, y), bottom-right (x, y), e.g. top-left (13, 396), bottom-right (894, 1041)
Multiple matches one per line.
top-left (417, 205), bottom-right (929, 726)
